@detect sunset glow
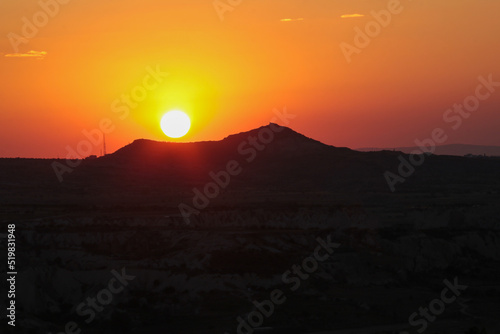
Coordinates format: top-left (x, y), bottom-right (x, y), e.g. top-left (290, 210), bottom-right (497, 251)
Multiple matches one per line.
top-left (0, 0), bottom-right (499, 158)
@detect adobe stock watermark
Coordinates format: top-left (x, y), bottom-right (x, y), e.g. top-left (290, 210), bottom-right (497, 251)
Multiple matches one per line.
top-left (51, 65), bottom-right (168, 182)
top-left (399, 277), bottom-right (467, 334)
top-left (213, 0), bottom-right (243, 21)
top-left (224, 236), bottom-right (341, 334)
top-left (340, 0), bottom-right (409, 64)
top-left (178, 107), bottom-right (296, 224)
top-left (7, 0), bottom-right (72, 53)
top-left (385, 74), bottom-right (500, 192)
top-left (48, 268), bottom-right (135, 334)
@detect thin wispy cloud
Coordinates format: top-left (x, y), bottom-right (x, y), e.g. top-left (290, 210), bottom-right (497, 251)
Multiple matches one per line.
top-left (340, 14), bottom-right (365, 19)
top-left (280, 18), bottom-right (304, 22)
top-left (4, 50), bottom-right (47, 59)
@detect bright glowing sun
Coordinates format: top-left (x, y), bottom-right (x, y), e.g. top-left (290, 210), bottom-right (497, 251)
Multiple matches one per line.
top-left (160, 110), bottom-right (191, 138)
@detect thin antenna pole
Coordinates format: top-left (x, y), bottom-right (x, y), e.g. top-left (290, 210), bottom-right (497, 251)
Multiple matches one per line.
top-left (103, 133), bottom-right (107, 156)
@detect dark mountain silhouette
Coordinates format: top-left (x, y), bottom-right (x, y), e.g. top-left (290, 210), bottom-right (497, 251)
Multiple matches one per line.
top-left (78, 123), bottom-right (500, 191)
top-left (1, 123), bottom-right (500, 207)
top-left (75, 124), bottom-right (400, 192)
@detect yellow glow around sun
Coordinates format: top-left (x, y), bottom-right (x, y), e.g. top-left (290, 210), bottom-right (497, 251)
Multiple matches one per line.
top-left (160, 110), bottom-right (191, 138)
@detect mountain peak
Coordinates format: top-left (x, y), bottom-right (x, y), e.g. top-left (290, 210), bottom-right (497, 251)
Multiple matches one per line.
top-left (220, 123), bottom-right (326, 147)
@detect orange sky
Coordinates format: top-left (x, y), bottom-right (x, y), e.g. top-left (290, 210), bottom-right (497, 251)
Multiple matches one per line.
top-left (1, 0), bottom-right (499, 158)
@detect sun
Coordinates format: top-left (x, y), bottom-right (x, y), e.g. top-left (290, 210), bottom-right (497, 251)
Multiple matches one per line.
top-left (160, 110), bottom-right (191, 138)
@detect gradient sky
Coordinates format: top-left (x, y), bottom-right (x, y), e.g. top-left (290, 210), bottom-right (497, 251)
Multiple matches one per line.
top-left (1, 0), bottom-right (499, 158)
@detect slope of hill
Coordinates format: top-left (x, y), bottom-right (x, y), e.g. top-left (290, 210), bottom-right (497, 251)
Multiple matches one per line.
top-left (357, 144), bottom-right (500, 157)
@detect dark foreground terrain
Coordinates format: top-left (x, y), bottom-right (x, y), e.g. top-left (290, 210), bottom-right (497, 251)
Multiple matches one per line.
top-left (1, 125), bottom-right (499, 334)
